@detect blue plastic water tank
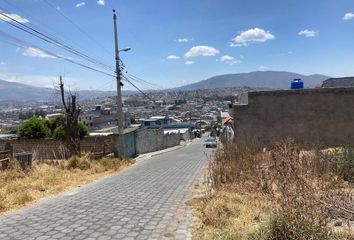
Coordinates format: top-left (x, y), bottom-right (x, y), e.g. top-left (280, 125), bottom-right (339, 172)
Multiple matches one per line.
top-left (291, 79), bottom-right (304, 89)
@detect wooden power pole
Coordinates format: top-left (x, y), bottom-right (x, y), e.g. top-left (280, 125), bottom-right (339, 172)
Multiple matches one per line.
top-left (113, 9), bottom-right (125, 158)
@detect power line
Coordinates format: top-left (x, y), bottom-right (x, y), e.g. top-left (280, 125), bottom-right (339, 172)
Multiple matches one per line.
top-left (0, 5), bottom-right (159, 97)
top-left (0, 30), bottom-right (116, 78)
top-left (125, 73), bottom-right (160, 89)
top-left (126, 73), bottom-right (164, 89)
top-left (118, 59), bottom-right (164, 89)
top-left (122, 75), bottom-right (155, 102)
top-left (43, 0), bottom-right (114, 58)
top-left (0, 7), bottom-right (115, 73)
top-left (3, 0), bottom-right (112, 67)
top-left (2, 0), bottom-right (69, 43)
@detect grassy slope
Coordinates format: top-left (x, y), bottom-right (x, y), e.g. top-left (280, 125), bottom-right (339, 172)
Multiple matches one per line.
top-left (0, 157), bottom-right (133, 215)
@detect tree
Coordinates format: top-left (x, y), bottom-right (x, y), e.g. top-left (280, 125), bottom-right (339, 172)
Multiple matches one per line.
top-left (17, 117), bottom-right (50, 139)
top-left (59, 76), bottom-right (81, 156)
top-left (53, 123), bottom-right (88, 140)
top-left (46, 115), bottom-right (65, 133)
top-left (77, 123), bottom-right (89, 139)
top-left (52, 125), bottom-right (65, 140)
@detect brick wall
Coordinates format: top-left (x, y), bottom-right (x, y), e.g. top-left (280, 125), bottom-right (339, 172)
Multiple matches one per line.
top-left (232, 87), bottom-right (354, 148)
top-left (0, 135), bottom-right (118, 159)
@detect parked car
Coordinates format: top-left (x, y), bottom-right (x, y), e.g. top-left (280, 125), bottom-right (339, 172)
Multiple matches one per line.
top-left (204, 137), bottom-right (217, 148)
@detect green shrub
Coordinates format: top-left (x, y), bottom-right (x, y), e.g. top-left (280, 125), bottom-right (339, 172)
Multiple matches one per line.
top-left (17, 117), bottom-right (50, 139)
top-left (52, 123), bottom-right (89, 140)
top-left (52, 126), bottom-right (65, 140)
top-left (46, 115), bottom-right (65, 133)
top-left (77, 123), bottom-right (89, 139)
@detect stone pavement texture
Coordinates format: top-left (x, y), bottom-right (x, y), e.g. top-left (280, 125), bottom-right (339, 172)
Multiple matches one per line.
top-left (0, 137), bottom-right (211, 240)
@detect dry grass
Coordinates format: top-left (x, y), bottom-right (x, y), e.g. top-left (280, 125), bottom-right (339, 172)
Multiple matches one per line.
top-left (191, 188), bottom-right (272, 240)
top-left (0, 155), bottom-right (133, 215)
top-left (192, 139), bottom-right (354, 240)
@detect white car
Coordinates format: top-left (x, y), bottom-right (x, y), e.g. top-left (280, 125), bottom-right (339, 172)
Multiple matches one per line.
top-left (204, 137), bottom-right (217, 148)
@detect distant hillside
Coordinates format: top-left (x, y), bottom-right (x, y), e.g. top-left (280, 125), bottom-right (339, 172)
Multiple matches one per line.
top-left (0, 79), bottom-right (125, 104)
top-left (176, 71), bottom-right (330, 91)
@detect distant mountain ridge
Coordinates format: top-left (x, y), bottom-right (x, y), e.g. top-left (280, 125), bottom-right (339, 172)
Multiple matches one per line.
top-left (0, 79), bottom-right (119, 104)
top-left (176, 71), bottom-right (330, 91)
top-left (0, 71), bottom-right (331, 103)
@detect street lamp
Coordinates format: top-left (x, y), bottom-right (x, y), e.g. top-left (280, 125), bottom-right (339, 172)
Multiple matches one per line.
top-left (119, 47), bottom-right (131, 52)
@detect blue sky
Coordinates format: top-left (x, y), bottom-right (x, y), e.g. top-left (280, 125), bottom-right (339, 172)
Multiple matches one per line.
top-left (0, 0), bottom-right (354, 91)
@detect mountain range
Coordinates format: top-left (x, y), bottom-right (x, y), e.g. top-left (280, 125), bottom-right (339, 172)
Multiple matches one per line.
top-left (175, 71), bottom-right (330, 91)
top-left (0, 79), bottom-right (118, 104)
top-left (0, 71), bottom-right (331, 103)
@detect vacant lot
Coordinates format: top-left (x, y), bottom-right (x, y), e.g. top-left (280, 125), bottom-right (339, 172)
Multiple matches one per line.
top-left (0, 156), bottom-right (133, 214)
top-left (192, 139), bottom-right (354, 240)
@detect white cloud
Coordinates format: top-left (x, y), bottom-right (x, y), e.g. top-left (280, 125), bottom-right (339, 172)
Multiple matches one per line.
top-left (259, 65), bottom-right (267, 70)
top-left (167, 55), bottom-right (180, 60)
top-left (230, 27), bottom-right (275, 47)
top-left (22, 47), bottom-right (56, 59)
top-left (97, 0), bottom-right (105, 6)
top-left (298, 29), bottom-right (317, 37)
top-left (184, 46), bottom-right (219, 57)
top-left (0, 61), bottom-right (6, 65)
top-left (56, 6), bottom-right (61, 11)
top-left (220, 55), bottom-right (234, 62)
top-left (185, 61), bottom-right (194, 65)
top-left (175, 38), bottom-right (190, 43)
top-left (0, 13), bottom-right (29, 24)
top-left (219, 55), bottom-right (241, 65)
top-left (76, 2), bottom-right (86, 8)
top-left (343, 12), bottom-right (354, 20)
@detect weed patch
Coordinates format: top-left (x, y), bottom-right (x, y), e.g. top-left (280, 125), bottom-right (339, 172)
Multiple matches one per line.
top-left (0, 156), bottom-right (133, 214)
top-left (193, 139), bottom-right (353, 240)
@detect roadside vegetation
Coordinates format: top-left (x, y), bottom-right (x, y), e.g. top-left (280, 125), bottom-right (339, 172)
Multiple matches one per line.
top-left (0, 155), bottom-right (133, 215)
top-left (192, 139), bottom-right (353, 240)
top-left (17, 116), bottom-right (89, 140)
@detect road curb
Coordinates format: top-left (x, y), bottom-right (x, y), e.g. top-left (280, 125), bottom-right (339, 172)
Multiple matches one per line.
top-left (134, 140), bottom-right (193, 162)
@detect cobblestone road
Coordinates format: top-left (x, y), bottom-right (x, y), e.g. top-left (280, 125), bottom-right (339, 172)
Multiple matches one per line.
top-left (0, 137), bottom-right (211, 240)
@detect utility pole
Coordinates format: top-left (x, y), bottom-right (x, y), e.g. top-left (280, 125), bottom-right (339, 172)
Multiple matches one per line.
top-left (113, 9), bottom-right (125, 158)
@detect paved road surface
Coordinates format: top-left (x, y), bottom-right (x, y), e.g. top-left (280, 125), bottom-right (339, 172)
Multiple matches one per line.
top-left (0, 137), bottom-right (211, 240)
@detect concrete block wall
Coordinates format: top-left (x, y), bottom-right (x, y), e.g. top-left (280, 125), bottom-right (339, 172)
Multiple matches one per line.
top-left (135, 129), bottom-right (163, 154)
top-left (0, 128), bottom-right (182, 159)
top-left (135, 128), bottom-right (181, 154)
top-left (163, 133), bottom-right (181, 148)
top-left (233, 87), bottom-right (354, 148)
